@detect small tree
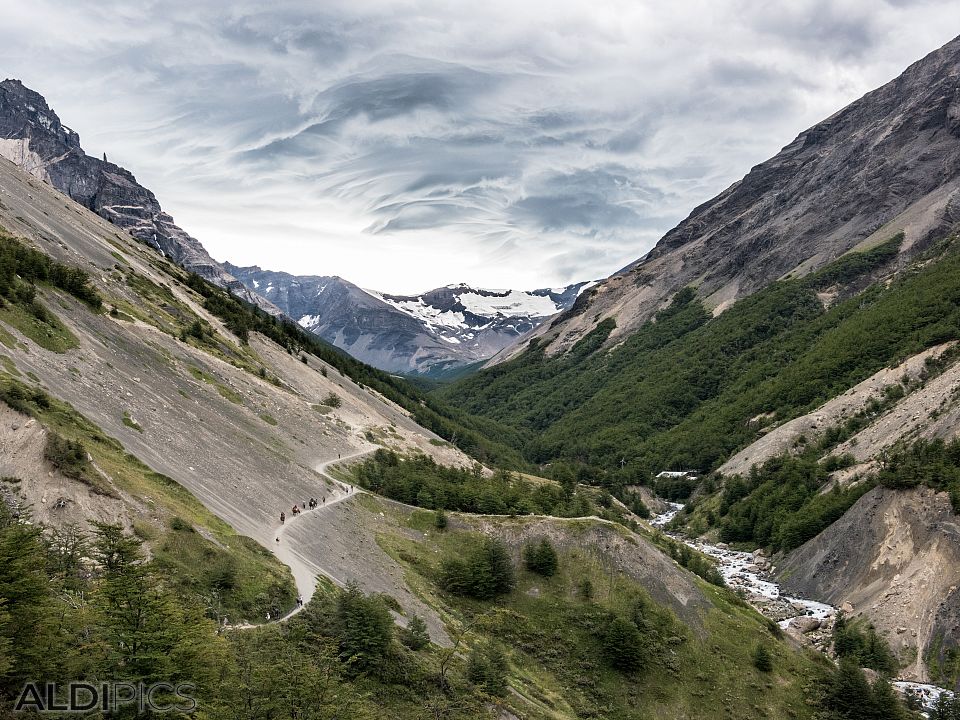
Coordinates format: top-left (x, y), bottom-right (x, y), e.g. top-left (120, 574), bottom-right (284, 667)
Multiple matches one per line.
top-left (601, 616), bottom-right (646, 673)
top-left (752, 644), bottom-right (773, 672)
top-left (399, 615), bottom-right (430, 651)
top-left (334, 582), bottom-right (393, 671)
top-left (467, 642), bottom-right (508, 695)
top-left (434, 509), bottom-right (448, 531)
top-left (523, 538), bottom-right (558, 576)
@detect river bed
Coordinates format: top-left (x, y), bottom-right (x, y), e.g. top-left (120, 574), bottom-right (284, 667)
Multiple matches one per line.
top-left (651, 501), bottom-right (951, 712)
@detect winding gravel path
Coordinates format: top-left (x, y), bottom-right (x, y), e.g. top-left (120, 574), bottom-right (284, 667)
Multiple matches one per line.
top-left (235, 448), bottom-right (374, 627)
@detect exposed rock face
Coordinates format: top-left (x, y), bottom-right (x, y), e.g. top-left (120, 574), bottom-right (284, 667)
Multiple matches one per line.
top-left (226, 263), bottom-right (588, 375)
top-left (0, 78), bottom-right (271, 310)
top-left (778, 486), bottom-right (960, 685)
top-left (492, 33), bottom-right (960, 364)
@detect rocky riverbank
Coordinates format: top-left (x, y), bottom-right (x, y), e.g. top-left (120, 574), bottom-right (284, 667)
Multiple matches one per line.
top-left (651, 502), bottom-right (951, 711)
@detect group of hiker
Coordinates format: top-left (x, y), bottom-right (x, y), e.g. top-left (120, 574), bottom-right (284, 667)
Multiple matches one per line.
top-left (279, 497), bottom-right (326, 524)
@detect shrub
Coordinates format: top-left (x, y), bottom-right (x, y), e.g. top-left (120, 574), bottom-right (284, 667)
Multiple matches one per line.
top-left (321, 392), bottom-right (342, 408)
top-left (433, 509), bottom-right (448, 531)
top-left (523, 538), bottom-right (558, 576)
top-left (753, 644), bottom-right (773, 672)
top-left (578, 578), bottom-right (594, 600)
top-left (43, 433), bottom-right (90, 481)
top-left (169, 516), bottom-right (193, 532)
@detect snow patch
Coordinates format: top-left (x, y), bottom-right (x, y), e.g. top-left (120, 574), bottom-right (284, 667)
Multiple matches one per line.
top-left (458, 290), bottom-right (560, 317)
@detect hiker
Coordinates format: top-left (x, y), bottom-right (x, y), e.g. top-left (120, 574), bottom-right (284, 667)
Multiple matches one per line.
top-left (266, 612), bottom-right (271, 621)
top-left (302, 502), bottom-right (306, 510)
top-left (280, 511), bottom-right (285, 523)
top-left (323, 495), bottom-right (326, 503)
top-left (297, 595), bottom-right (303, 608)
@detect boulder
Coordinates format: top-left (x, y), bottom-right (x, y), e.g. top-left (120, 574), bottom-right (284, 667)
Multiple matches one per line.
top-left (791, 616), bottom-right (821, 634)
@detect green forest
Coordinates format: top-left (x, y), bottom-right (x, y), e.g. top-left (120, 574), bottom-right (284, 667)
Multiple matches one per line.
top-left (437, 236), bottom-right (960, 490)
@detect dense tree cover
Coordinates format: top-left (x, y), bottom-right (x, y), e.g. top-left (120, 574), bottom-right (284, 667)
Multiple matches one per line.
top-left (817, 658), bottom-right (910, 720)
top-left (0, 232), bottom-right (102, 310)
top-left (0, 509), bottom-right (231, 709)
top-left (353, 449), bottom-right (621, 521)
top-left (714, 453), bottom-right (874, 551)
top-left (878, 438), bottom-right (960, 513)
top-left (832, 614), bottom-right (899, 675)
top-left (438, 236), bottom-right (960, 489)
top-left (179, 271), bottom-right (525, 468)
top-left (0, 505), bottom-right (496, 718)
top-left (439, 537), bottom-right (515, 600)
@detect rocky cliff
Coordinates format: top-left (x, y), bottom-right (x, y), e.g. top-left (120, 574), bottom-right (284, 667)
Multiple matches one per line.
top-left (0, 78), bottom-right (270, 309)
top-left (226, 263), bottom-right (588, 375)
top-left (492, 33), bottom-right (960, 363)
top-left (779, 486), bottom-right (960, 686)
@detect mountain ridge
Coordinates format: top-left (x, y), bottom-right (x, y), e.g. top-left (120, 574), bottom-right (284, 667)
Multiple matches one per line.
top-left (226, 261), bottom-right (591, 375)
top-left (489, 32), bottom-right (960, 365)
top-left (0, 77), bottom-right (276, 313)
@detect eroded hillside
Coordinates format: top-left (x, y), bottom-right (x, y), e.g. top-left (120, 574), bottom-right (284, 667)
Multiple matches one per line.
top-left (0, 152), bottom-right (471, 626)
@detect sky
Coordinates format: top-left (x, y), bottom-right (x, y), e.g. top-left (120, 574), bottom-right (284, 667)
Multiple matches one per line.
top-left (1, 2), bottom-right (959, 294)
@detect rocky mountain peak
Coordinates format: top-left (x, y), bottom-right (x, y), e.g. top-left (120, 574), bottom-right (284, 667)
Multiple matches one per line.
top-left (0, 79), bottom-right (275, 312)
top-left (0, 78), bottom-right (80, 151)
top-left (492, 32), bottom-right (960, 364)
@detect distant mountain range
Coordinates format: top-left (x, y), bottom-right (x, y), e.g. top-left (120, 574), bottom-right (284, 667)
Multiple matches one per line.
top-left (225, 263), bottom-right (592, 375)
top-left (0, 78), bottom-right (590, 374)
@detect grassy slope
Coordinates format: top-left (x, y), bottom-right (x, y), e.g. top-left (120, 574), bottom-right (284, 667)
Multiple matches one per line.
top-left (364, 494), bottom-right (827, 720)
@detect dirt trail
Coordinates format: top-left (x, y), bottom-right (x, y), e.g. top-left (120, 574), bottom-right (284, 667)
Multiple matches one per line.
top-left (251, 449), bottom-right (374, 625)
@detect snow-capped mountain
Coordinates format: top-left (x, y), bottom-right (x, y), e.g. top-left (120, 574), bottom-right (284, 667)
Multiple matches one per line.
top-left (225, 263), bottom-right (592, 376)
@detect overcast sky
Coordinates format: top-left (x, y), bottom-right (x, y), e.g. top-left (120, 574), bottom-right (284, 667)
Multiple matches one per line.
top-left (2, 2), bottom-right (958, 293)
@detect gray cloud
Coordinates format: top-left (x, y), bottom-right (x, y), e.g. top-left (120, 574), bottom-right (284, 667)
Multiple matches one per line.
top-left (0, 0), bottom-right (958, 293)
